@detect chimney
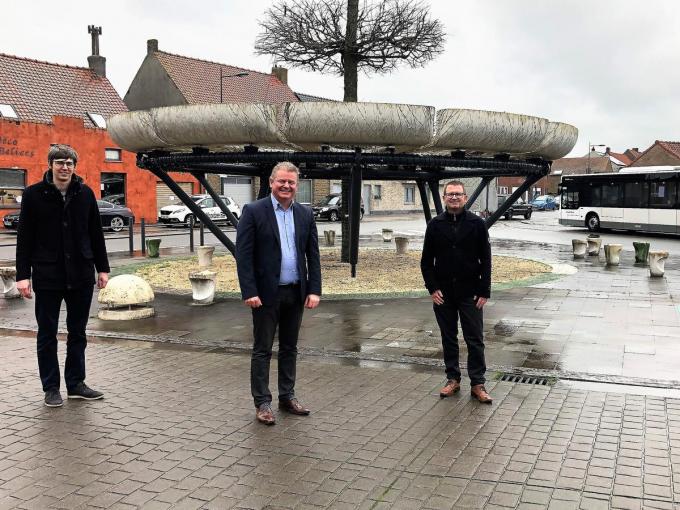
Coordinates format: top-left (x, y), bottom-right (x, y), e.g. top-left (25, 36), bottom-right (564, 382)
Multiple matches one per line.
top-left (147, 39), bottom-right (159, 56)
top-left (605, 147), bottom-right (611, 154)
top-left (632, 148), bottom-right (639, 152)
top-left (87, 25), bottom-right (106, 77)
top-left (271, 65), bottom-right (288, 85)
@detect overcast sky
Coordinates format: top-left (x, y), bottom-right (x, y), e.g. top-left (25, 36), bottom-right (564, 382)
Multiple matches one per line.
top-left (4, 0), bottom-right (680, 157)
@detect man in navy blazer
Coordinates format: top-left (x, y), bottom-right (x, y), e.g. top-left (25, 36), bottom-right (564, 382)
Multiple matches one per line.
top-left (236, 162), bottom-right (321, 425)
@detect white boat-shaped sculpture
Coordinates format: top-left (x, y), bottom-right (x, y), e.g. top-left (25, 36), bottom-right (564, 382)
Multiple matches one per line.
top-left (108, 102), bottom-right (577, 160)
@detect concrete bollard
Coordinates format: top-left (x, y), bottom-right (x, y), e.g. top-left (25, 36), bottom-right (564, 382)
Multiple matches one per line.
top-left (572, 239), bottom-right (587, 259)
top-left (0, 266), bottom-right (20, 299)
top-left (633, 242), bottom-right (650, 264)
top-left (648, 251), bottom-right (669, 277)
top-left (382, 228), bottom-right (393, 242)
top-left (98, 274), bottom-right (155, 320)
top-left (395, 236), bottom-right (409, 255)
top-left (587, 236), bottom-right (602, 256)
top-left (604, 244), bottom-right (623, 266)
top-left (197, 245), bottom-right (215, 268)
top-left (189, 270), bottom-right (217, 305)
top-left (323, 230), bottom-right (336, 247)
top-left (145, 238), bottom-right (161, 258)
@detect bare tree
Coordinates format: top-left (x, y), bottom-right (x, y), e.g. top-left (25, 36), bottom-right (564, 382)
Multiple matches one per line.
top-left (256, 0), bottom-right (445, 261)
top-left (255, 0), bottom-right (445, 102)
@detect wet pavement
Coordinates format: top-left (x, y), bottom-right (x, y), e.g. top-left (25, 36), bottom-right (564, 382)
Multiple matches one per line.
top-left (2, 236), bottom-right (680, 509)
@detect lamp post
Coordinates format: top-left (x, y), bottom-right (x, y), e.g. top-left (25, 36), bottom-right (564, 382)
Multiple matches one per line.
top-left (587, 142), bottom-right (606, 174)
top-left (219, 70), bottom-right (249, 103)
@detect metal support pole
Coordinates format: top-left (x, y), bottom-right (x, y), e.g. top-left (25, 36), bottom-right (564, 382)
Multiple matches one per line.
top-left (485, 174), bottom-right (543, 228)
top-left (189, 220), bottom-right (194, 252)
top-left (147, 165), bottom-right (236, 254)
top-left (200, 222), bottom-right (205, 246)
top-left (428, 179), bottom-right (443, 215)
top-left (466, 176), bottom-right (494, 210)
top-left (128, 216), bottom-right (134, 254)
top-left (190, 171), bottom-right (240, 229)
top-left (257, 173), bottom-right (271, 199)
top-left (349, 159), bottom-right (363, 278)
top-left (416, 180), bottom-right (432, 223)
top-left (141, 218), bottom-right (146, 255)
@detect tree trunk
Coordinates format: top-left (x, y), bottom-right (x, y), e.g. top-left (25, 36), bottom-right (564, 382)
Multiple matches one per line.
top-left (341, 0), bottom-right (359, 261)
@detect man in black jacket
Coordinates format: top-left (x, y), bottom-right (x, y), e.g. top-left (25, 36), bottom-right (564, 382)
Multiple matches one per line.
top-left (420, 180), bottom-right (493, 403)
top-left (236, 162), bottom-right (321, 425)
top-left (16, 145), bottom-right (110, 407)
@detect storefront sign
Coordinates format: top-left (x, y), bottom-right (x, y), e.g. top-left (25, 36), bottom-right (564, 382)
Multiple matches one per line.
top-left (0, 136), bottom-right (35, 158)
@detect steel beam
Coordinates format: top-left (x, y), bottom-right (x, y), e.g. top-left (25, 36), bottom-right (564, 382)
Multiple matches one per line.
top-left (428, 179), bottom-right (443, 215)
top-left (190, 171), bottom-right (240, 229)
top-left (349, 163), bottom-right (363, 278)
top-left (466, 176), bottom-right (494, 210)
top-left (416, 180), bottom-right (432, 223)
top-left (485, 174), bottom-right (542, 228)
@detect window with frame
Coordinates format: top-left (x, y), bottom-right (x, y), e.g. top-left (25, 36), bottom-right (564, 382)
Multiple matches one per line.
top-left (404, 185), bottom-right (415, 204)
top-left (498, 186), bottom-right (508, 195)
top-left (0, 168), bottom-right (25, 207)
top-left (101, 173), bottom-right (126, 205)
top-left (601, 183), bottom-right (621, 207)
top-left (373, 184), bottom-right (382, 199)
top-left (623, 181), bottom-right (648, 208)
top-left (0, 104), bottom-right (18, 119)
top-left (105, 148), bottom-right (122, 161)
top-left (649, 181), bottom-right (677, 209)
top-left (297, 179), bottom-right (312, 204)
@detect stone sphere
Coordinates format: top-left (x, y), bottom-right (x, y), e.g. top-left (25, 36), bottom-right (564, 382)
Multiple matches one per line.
top-left (98, 274), bottom-right (154, 307)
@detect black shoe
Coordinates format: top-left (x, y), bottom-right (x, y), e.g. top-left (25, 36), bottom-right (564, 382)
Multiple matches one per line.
top-left (44, 390), bottom-right (63, 407)
top-left (67, 382), bottom-right (104, 400)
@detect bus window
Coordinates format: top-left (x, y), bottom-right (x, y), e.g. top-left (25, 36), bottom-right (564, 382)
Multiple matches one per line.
top-left (649, 181), bottom-right (677, 209)
top-left (624, 182), bottom-right (649, 208)
top-left (601, 184), bottom-right (622, 207)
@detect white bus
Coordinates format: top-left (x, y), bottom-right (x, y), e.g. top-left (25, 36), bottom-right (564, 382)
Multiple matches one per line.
top-left (559, 166), bottom-right (680, 233)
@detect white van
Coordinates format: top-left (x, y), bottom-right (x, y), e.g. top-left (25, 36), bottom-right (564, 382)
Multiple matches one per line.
top-left (158, 194), bottom-right (241, 226)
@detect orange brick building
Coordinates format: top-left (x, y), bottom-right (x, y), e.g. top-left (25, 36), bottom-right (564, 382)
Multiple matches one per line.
top-left (0, 47), bottom-right (198, 226)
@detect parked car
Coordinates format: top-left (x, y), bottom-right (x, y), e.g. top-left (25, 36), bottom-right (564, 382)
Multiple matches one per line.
top-left (497, 195), bottom-right (532, 220)
top-left (3, 200), bottom-right (134, 232)
top-left (97, 200), bottom-right (135, 232)
top-left (530, 195), bottom-right (560, 211)
top-left (312, 194), bottom-right (364, 222)
top-left (158, 194), bottom-right (241, 227)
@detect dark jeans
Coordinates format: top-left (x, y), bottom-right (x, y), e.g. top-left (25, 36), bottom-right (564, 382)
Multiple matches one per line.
top-left (35, 285), bottom-right (94, 392)
top-left (433, 295), bottom-right (486, 386)
top-left (250, 285), bottom-right (304, 407)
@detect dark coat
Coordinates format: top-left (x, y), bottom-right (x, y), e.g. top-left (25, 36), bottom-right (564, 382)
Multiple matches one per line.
top-left (15, 171), bottom-right (110, 290)
top-left (235, 197), bottom-right (321, 306)
top-left (420, 209), bottom-right (492, 299)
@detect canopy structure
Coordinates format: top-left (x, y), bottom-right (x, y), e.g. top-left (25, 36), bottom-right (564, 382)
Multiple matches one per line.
top-left (109, 102), bottom-right (578, 276)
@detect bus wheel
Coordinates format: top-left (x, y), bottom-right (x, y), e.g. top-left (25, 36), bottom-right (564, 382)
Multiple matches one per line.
top-left (586, 213), bottom-right (600, 232)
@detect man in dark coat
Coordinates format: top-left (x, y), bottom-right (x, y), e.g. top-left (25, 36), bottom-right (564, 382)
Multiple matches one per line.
top-left (236, 161), bottom-right (321, 425)
top-left (420, 180), bottom-right (493, 403)
top-left (15, 144), bottom-right (110, 407)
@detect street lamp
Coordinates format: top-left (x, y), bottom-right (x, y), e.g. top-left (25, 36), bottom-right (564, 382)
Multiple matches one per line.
top-left (219, 70), bottom-right (249, 103)
top-left (587, 142), bottom-right (606, 174)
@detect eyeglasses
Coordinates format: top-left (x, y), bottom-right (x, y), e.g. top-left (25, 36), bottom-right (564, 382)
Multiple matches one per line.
top-left (443, 192), bottom-right (465, 198)
top-left (53, 160), bottom-right (75, 168)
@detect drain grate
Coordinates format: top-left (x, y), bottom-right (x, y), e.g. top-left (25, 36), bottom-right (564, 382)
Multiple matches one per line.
top-left (500, 374), bottom-right (552, 385)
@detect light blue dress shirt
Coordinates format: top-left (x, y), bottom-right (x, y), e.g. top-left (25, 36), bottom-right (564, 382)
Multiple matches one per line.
top-left (271, 195), bottom-right (299, 285)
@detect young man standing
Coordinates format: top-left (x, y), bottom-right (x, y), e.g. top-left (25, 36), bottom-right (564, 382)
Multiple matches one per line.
top-left (236, 161), bottom-right (321, 425)
top-left (420, 180), bottom-right (493, 403)
top-left (16, 144), bottom-right (109, 407)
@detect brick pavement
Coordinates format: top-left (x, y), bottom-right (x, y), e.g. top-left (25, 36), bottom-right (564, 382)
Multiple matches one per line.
top-left (1, 333), bottom-right (680, 509)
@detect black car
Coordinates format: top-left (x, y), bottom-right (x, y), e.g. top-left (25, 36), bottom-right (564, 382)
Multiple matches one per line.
top-left (497, 195), bottom-right (532, 220)
top-left (312, 194), bottom-right (364, 222)
top-left (2, 200), bottom-right (134, 232)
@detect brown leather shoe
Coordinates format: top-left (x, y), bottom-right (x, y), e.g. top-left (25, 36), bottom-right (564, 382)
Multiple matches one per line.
top-left (279, 398), bottom-right (310, 415)
top-left (256, 403), bottom-right (276, 425)
top-left (439, 379), bottom-right (461, 398)
top-left (471, 384), bottom-right (493, 404)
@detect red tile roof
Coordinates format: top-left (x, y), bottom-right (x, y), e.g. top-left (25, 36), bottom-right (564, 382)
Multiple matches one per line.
top-left (657, 141), bottom-right (680, 160)
top-left (552, 156), bottom-right (613, 175)
top-left (154, 51), bottom-right (299, 105)
top-left (0, 53), bottom-right (127, 128)
top-left (607, 151), bottom-right (633, 165)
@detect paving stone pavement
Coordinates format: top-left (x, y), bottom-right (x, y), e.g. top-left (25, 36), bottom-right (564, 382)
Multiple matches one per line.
top-left (1, 333), bottom-right (680, 509)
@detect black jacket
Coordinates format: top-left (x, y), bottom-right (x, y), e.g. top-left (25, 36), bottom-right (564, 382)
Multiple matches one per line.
top-left (16, 170), bottom-right (110, 290)
top-left (235, 197), bottom-right (321, 306)
top-left (420, 209), bottom-right (492, 299)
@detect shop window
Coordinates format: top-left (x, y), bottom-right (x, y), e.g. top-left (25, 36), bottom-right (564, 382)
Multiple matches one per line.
top-left (101, 173), bottom-right (126, 205)
top-left (0, 168), bottom-right (25, 207)
top-left (297, 179), bottom-right (312, 204)
top-left (0, 104), bottom-right (18, 119)
top-left (404, 185), bottom-right (415, 204)
top-left (105, 148), bottom-right (122, 161)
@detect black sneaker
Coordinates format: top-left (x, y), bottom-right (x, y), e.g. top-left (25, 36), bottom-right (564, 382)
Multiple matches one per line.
top-left (44, 390), bottom-right (63, 407)
top-left (67, 382), bottom-right (104, 400)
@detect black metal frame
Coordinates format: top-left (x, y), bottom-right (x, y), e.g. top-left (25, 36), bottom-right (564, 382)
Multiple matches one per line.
top-left (138, 148), bottom-right (550, 275)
